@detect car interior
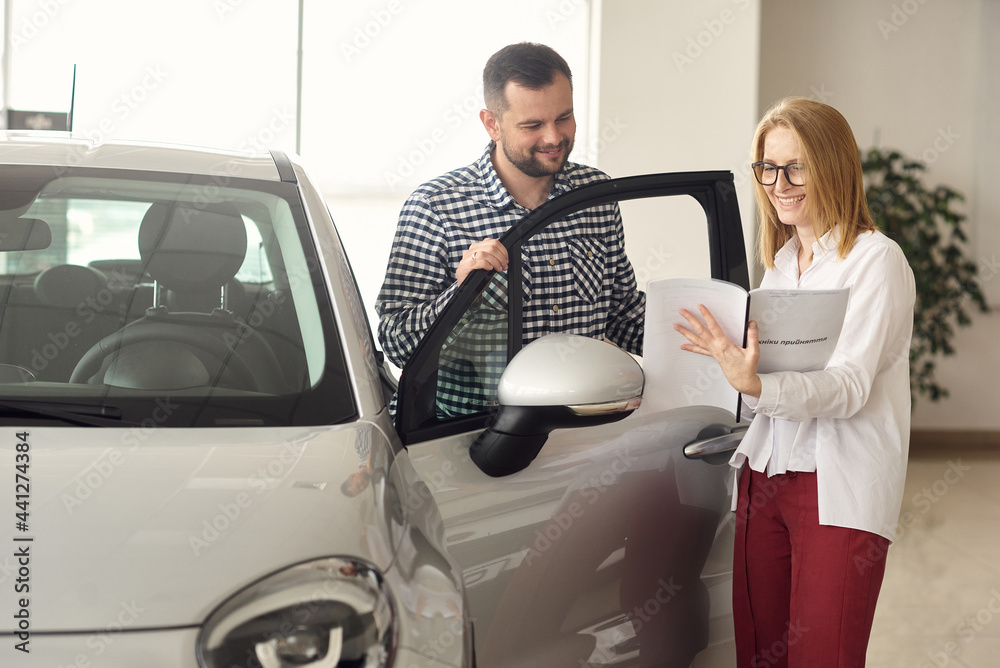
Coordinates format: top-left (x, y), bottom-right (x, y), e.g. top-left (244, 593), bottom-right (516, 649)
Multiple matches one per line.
top-left (0, 167), bottom-right (355, 426)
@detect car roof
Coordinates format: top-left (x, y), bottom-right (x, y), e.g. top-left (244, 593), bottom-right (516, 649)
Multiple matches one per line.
top-left (0, 131), bottom-right (283, 181)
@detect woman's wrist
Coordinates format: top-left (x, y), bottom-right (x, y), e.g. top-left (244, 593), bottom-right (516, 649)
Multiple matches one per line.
top-left (739, 374), bottom-right (763, 398)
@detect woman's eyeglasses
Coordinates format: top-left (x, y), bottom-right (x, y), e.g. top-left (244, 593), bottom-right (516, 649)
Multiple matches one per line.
top-left (751, 162), bottom-right (806, 186)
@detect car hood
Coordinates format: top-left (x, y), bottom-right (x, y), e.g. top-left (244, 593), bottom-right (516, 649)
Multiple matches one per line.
top-left (3, 423), bottom-right (397, 633)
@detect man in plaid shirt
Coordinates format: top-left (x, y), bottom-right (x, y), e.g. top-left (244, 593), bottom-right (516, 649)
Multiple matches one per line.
top-left (376, 43), bottom-right (645, 418)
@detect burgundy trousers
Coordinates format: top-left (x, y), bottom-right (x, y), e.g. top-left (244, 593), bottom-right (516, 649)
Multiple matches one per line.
top-left (733, 467), bottom-right (890, 668)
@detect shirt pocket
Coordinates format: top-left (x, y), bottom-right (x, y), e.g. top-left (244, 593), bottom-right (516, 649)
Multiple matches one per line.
top-left (568, 236), bottom-right (607, 303)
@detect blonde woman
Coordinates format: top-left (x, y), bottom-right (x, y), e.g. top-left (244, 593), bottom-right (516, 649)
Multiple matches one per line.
top-left (677, 97), bottom-right (915, 667)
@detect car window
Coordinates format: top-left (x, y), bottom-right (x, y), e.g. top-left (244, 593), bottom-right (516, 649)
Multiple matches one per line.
top-left (396, 171), bottom-right (749, 444)
top-left (0, 166), bottom-right (355, 427)
top-left (621, 195), bottom-right (714, 289)
top-left (432, 272), bottom-right (509, 419)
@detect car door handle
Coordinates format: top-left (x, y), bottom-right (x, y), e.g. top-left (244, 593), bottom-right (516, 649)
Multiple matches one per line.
top-left (683, 424), bottom-right (749, 459)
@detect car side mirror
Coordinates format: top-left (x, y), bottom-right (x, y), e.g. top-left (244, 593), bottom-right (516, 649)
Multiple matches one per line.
top-left (469, 334), bottom-right (643, 477)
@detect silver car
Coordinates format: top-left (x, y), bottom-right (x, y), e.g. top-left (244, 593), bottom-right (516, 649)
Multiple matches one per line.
top-left (0, 132), bottom-right (745, 667)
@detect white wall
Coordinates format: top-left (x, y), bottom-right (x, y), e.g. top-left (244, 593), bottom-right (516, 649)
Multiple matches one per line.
top-left (756, 0), bottom-right (1000, 431)
top-left (596, 0), bottom-right (761, 288)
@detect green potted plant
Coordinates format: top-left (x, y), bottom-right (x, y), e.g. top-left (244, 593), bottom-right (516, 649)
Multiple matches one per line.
top-left (861, 147), bottom-right (988, 403)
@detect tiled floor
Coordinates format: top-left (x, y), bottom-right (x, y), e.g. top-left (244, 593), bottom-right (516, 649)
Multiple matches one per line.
top-left (868, 445), bottom-right (1000, 667)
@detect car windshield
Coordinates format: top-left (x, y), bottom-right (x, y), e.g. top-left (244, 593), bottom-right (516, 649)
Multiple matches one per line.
top-left (0, 165), bottom-right (354, 427)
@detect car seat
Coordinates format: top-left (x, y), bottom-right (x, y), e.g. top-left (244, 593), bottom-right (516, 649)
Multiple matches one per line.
top-left (69, 202), bottom-right (285, 392)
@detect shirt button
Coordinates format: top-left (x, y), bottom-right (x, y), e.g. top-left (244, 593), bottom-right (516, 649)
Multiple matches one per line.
top-left (587, 251), bottom-right (593, 258)
top-left (552, 305), bottom-right (559, 312)
top-left (549, 258), bottom-right (555, 266)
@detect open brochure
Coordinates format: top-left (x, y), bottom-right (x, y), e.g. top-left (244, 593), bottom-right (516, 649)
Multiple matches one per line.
top-left (641, 277), bottom-right (850, 419)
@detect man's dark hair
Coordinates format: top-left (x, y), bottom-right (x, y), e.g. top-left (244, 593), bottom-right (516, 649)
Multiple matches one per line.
top-left (483, 42), bottom-right (573, 117)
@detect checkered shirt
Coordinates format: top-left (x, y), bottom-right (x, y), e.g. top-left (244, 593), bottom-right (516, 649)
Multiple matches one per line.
top-left (376, 145), bottom-right (645, 417)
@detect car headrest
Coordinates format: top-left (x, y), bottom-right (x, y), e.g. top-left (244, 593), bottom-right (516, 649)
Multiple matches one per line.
top-left (138, 202), bottom-right (247, 294)
top-left (88, 259), bottom-right (149, 285)
top-left (33, 264), bottom-right (108, 308)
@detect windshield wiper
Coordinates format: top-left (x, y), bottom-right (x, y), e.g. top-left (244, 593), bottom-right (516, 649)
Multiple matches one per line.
top-left (0, 400), bottom-right (129, 427)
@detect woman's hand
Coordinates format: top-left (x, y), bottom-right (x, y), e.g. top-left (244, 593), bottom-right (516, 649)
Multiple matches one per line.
top-left (675, 304), bottom-right (763, 398)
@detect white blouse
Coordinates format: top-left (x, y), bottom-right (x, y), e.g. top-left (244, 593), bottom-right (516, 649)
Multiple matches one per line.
top-left (731, 229), bottom-right (916, 541)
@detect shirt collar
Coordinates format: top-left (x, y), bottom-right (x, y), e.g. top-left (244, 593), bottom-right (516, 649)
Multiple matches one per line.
top-left (773, 235), bottom-right (802, 280)
top-left (477, 144), bottom-right (513, 209)
top-left (773, 227), bottom-right (846, 279)
top-left (477, 143), bottom-right (574, 211)
top-left (813, 227), bottom-right (844, 263)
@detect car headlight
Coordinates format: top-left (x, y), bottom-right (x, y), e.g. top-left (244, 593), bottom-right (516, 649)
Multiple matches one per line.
top-left (197, 557), bottom-right (396, 668)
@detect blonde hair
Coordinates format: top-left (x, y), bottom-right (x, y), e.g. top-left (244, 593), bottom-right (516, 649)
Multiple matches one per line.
top-left (751, 97), bottom-right (875, 268)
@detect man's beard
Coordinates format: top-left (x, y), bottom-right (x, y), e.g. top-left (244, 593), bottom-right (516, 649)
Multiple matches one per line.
top-left (500, 136), bottom-right (574, 178)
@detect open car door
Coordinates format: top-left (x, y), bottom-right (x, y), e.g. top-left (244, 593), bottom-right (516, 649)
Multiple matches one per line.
top-left (394, 171), bottom-right (748, 667)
